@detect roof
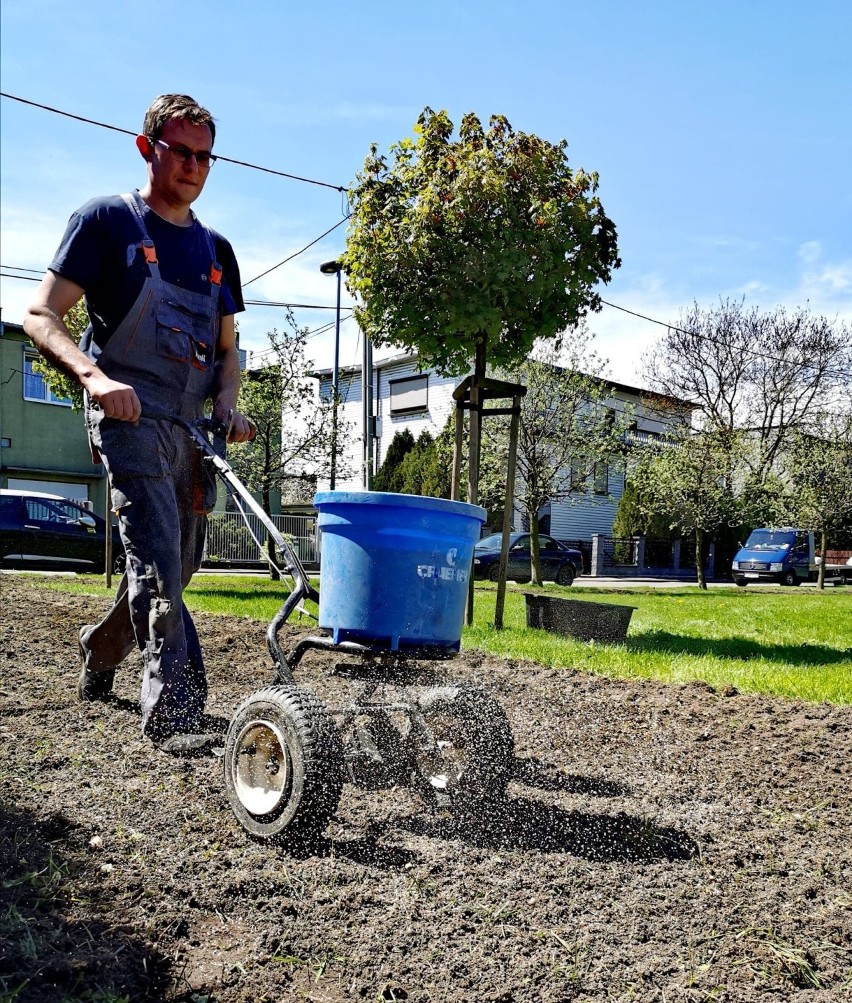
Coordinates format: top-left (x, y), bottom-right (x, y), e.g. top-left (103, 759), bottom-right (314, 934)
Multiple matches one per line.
top-left (312, 350), bottom-right (696, 411)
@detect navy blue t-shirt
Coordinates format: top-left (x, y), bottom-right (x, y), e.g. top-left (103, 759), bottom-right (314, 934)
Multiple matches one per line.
top-left (49, 191), bottom-right (244, 352)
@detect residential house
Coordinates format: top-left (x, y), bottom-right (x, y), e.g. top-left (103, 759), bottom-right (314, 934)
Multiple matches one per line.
top-left (0, 320), bottom-right (109, 512)
top-left (315, 352), bottom-right (693, 543)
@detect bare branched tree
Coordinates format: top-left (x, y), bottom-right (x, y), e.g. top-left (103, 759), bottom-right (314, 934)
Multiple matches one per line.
top-left (642, 299), bottom-right (852, 483)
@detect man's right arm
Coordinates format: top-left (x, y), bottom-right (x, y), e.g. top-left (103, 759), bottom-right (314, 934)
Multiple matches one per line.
top-left (23, 272), bottom-right (141, 422)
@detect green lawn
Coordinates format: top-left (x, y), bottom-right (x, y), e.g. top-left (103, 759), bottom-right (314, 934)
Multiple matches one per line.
top-left (469, 582), bottom-right (852, 704)
top-left (33, 574), bottom-right (852, 705)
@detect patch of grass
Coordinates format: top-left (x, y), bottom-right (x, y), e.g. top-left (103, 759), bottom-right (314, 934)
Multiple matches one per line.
top-left (733, 926), bottom-right (824, 989)
top-left (469, 583), bottom-right (852, 704)
top-left (34, 573), bottom-right (852, 704)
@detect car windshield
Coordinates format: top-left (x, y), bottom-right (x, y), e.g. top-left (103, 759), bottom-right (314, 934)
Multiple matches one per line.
top-left (475, 533), bottom-right (519, 550)
top-left (744, 529), bottom-right (796, 551)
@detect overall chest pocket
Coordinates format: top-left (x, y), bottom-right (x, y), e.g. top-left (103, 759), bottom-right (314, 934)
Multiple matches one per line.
top-left (156, 300), bottom-right (215, 370)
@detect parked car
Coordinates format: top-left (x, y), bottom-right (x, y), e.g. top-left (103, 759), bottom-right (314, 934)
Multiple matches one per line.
top-left (0, 489), bottom-right (124, 574)
top-left (473, 532), bottom-right (583, 585)
top-left (731, 526), bottom-right (846, 587)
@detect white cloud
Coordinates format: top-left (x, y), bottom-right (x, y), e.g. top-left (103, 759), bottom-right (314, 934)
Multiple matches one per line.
top-left (789, 242), bottom-right (852, 320)
top-left (797, 240), bottom-right (822, 266)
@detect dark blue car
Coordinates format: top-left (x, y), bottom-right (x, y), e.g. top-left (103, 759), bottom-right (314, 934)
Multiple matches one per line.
top-left (0, 489), bottom-right (124, 574)
top-left (473, 532), bottom-right (583, 585)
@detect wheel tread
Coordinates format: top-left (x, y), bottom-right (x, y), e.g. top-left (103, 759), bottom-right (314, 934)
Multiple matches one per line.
top-left (225, 685), bottom-right (343, 846)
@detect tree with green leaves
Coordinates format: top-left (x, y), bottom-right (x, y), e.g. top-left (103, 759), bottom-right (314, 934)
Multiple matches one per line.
top-left (372, 429), bottom-right (416, 492)
top-left (484, 334), bottom-right (632, 584)
top-left (611, 480), bottom-right (671, 540)
top-left (777, 413), bottom-right (852, 588)
top-left (31, 300), bottom-right (87, 410)
top-left (396, 430), bottom-right (436, 495)
top-left (629, 429), bottom-right (742, 589)
top-left (343, 107), bottom-right (620, 515)
top-left (228, 318), bottom-right (346, 576)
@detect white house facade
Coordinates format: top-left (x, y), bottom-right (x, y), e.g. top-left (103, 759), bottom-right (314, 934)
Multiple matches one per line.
top-left (315, 353), bottom-right (692, 544)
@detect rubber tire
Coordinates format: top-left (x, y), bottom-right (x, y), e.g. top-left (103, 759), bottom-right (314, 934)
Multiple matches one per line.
top-left (735, 579), bottom-right (748, 587)
top-left (487, 564), bottom-right (502, 583)
top-left (223, 685), bottom-right (343, 848)
top-left (781, 570), bottom-right (801, 587)
top-left (555, 563), bottom-right (576, 586)
top-left (407, 685), bottom-right (514, 809)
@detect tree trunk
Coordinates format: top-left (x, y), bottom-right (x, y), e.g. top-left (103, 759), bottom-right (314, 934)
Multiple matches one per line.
top-left (465, 338), bottom-right (487, 625)
top-left (467, 340), bottom-right (486, 508)
top-left (530, 522), bottom-right (543, 586)
top-left (695, 528), bottom-right (706, 590)
top-left (494, 395), bottom-right (521, 630)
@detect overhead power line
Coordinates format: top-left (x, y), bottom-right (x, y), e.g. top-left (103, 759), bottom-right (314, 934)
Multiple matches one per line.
top-left (0, 271), bottom-right (40, 283)
top-left (242, 300), bottom-right (354, 311)
top-left (0, 92), bottom-right (347, 192)
top-left (241, 216), bottom-right (350, 288)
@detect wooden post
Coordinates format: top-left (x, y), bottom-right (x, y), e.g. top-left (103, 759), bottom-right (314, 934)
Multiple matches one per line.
top-left (452, 363), bottom-right (526, 628)
top-left (494, 394), bottom-right (522, 630)
top-left (451, 401), bottom-right (464, 502)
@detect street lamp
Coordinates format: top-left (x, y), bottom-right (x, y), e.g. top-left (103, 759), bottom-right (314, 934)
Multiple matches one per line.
top-left (320, 259), bottom-right (342, 489)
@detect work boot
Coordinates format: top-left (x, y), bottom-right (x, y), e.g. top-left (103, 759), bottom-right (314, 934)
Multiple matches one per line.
top-left (155, 732), bottom-right (225, 757)
top-left (77, 625), bottom-right (115, 701)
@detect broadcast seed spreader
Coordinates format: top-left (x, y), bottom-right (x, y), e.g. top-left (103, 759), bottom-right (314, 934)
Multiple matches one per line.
top-left (182, 416), bottom-right (515, 847)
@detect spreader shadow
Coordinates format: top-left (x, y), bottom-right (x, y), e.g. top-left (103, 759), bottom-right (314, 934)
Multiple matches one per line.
top-left (279, 819), bottom-right (419, 868)
top-left (512, 756), bottom-right (631, 797)
top-left (325, 835), bottom-right (420, 870)
top-left (399, 795), bottom-right (699, 863)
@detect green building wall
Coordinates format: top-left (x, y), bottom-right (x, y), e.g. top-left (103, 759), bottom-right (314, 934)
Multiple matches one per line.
top-left (0, 321), bottom-right (110, 515)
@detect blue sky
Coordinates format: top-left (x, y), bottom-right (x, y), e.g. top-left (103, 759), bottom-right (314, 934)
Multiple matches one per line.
top-left (2, 0), bottom-right (850, 384)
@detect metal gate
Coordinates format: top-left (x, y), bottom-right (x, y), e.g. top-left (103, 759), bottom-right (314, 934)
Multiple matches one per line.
top-left (204, 511), bottom-right (318, 567)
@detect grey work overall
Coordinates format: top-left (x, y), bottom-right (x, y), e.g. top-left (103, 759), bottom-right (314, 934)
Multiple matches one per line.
top-left (83, 192), bottom-right (221, 740)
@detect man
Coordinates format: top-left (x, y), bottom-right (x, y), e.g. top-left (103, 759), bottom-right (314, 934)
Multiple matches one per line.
top-left (24, 94), bottom-right (255, 753)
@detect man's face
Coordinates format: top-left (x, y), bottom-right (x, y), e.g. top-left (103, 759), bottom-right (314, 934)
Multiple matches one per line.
top-left (147, 118), bottom-right (215, 209)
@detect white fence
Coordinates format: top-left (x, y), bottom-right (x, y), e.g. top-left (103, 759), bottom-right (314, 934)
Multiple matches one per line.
top-left (204, 511), bottom-right (318, 567)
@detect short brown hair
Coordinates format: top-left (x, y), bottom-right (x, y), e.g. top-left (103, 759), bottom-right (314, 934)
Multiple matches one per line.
top-left (142, 94), bottom-right (216, 145)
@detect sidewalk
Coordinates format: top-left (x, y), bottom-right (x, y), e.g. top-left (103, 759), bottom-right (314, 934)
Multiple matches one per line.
top-left (576, 575), bottom-right (729, 588)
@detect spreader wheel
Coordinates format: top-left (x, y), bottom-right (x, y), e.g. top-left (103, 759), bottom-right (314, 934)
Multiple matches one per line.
top-left (407, 686), bottom-right (514, 808)
top-left (341, 709), bottom-right (409, 789)
top-left (223, 685), bottom-right (343, 847)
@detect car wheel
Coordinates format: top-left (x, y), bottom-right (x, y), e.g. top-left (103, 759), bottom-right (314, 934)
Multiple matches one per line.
top-left (781, 570), bottom-right (800, 587)
top-left (555, 563), bottom-right (575, 587)
top-left (734, 579), bottom-right (748, 587)
top-left (487, 564), bottom-right (502, 582)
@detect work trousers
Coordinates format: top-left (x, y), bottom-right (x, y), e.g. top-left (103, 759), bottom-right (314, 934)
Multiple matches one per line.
top-left (84, 418), bottom-right (208, 739)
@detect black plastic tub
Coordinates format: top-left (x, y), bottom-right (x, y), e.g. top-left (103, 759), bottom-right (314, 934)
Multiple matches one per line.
top-left (525, 594), bottom-right (636, 642)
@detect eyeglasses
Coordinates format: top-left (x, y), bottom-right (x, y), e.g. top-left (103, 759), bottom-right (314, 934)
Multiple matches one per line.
top-left (153, 139), bottom-right (217, 168)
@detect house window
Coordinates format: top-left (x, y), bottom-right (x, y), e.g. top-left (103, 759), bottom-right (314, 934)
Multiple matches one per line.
top-left (593, 461), bottom-right (609, 495)
top-left (389, 374), bottom-right (428, 415)
top-left (570, 458), bottom-right (588, 492)
top-left (23, 350), bottom-right (71, 406)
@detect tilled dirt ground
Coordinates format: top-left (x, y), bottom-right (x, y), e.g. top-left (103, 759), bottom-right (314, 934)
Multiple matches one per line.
top-left (1, 576), bottom-right (850, 1002)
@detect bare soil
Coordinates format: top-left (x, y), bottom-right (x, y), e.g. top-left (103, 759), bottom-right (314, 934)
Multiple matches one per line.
top-left (1, 576), bottom-right (850, 1002)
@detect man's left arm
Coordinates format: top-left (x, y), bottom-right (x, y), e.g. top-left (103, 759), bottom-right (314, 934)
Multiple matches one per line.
top-left (213, 314), bottom-right (255, 442)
